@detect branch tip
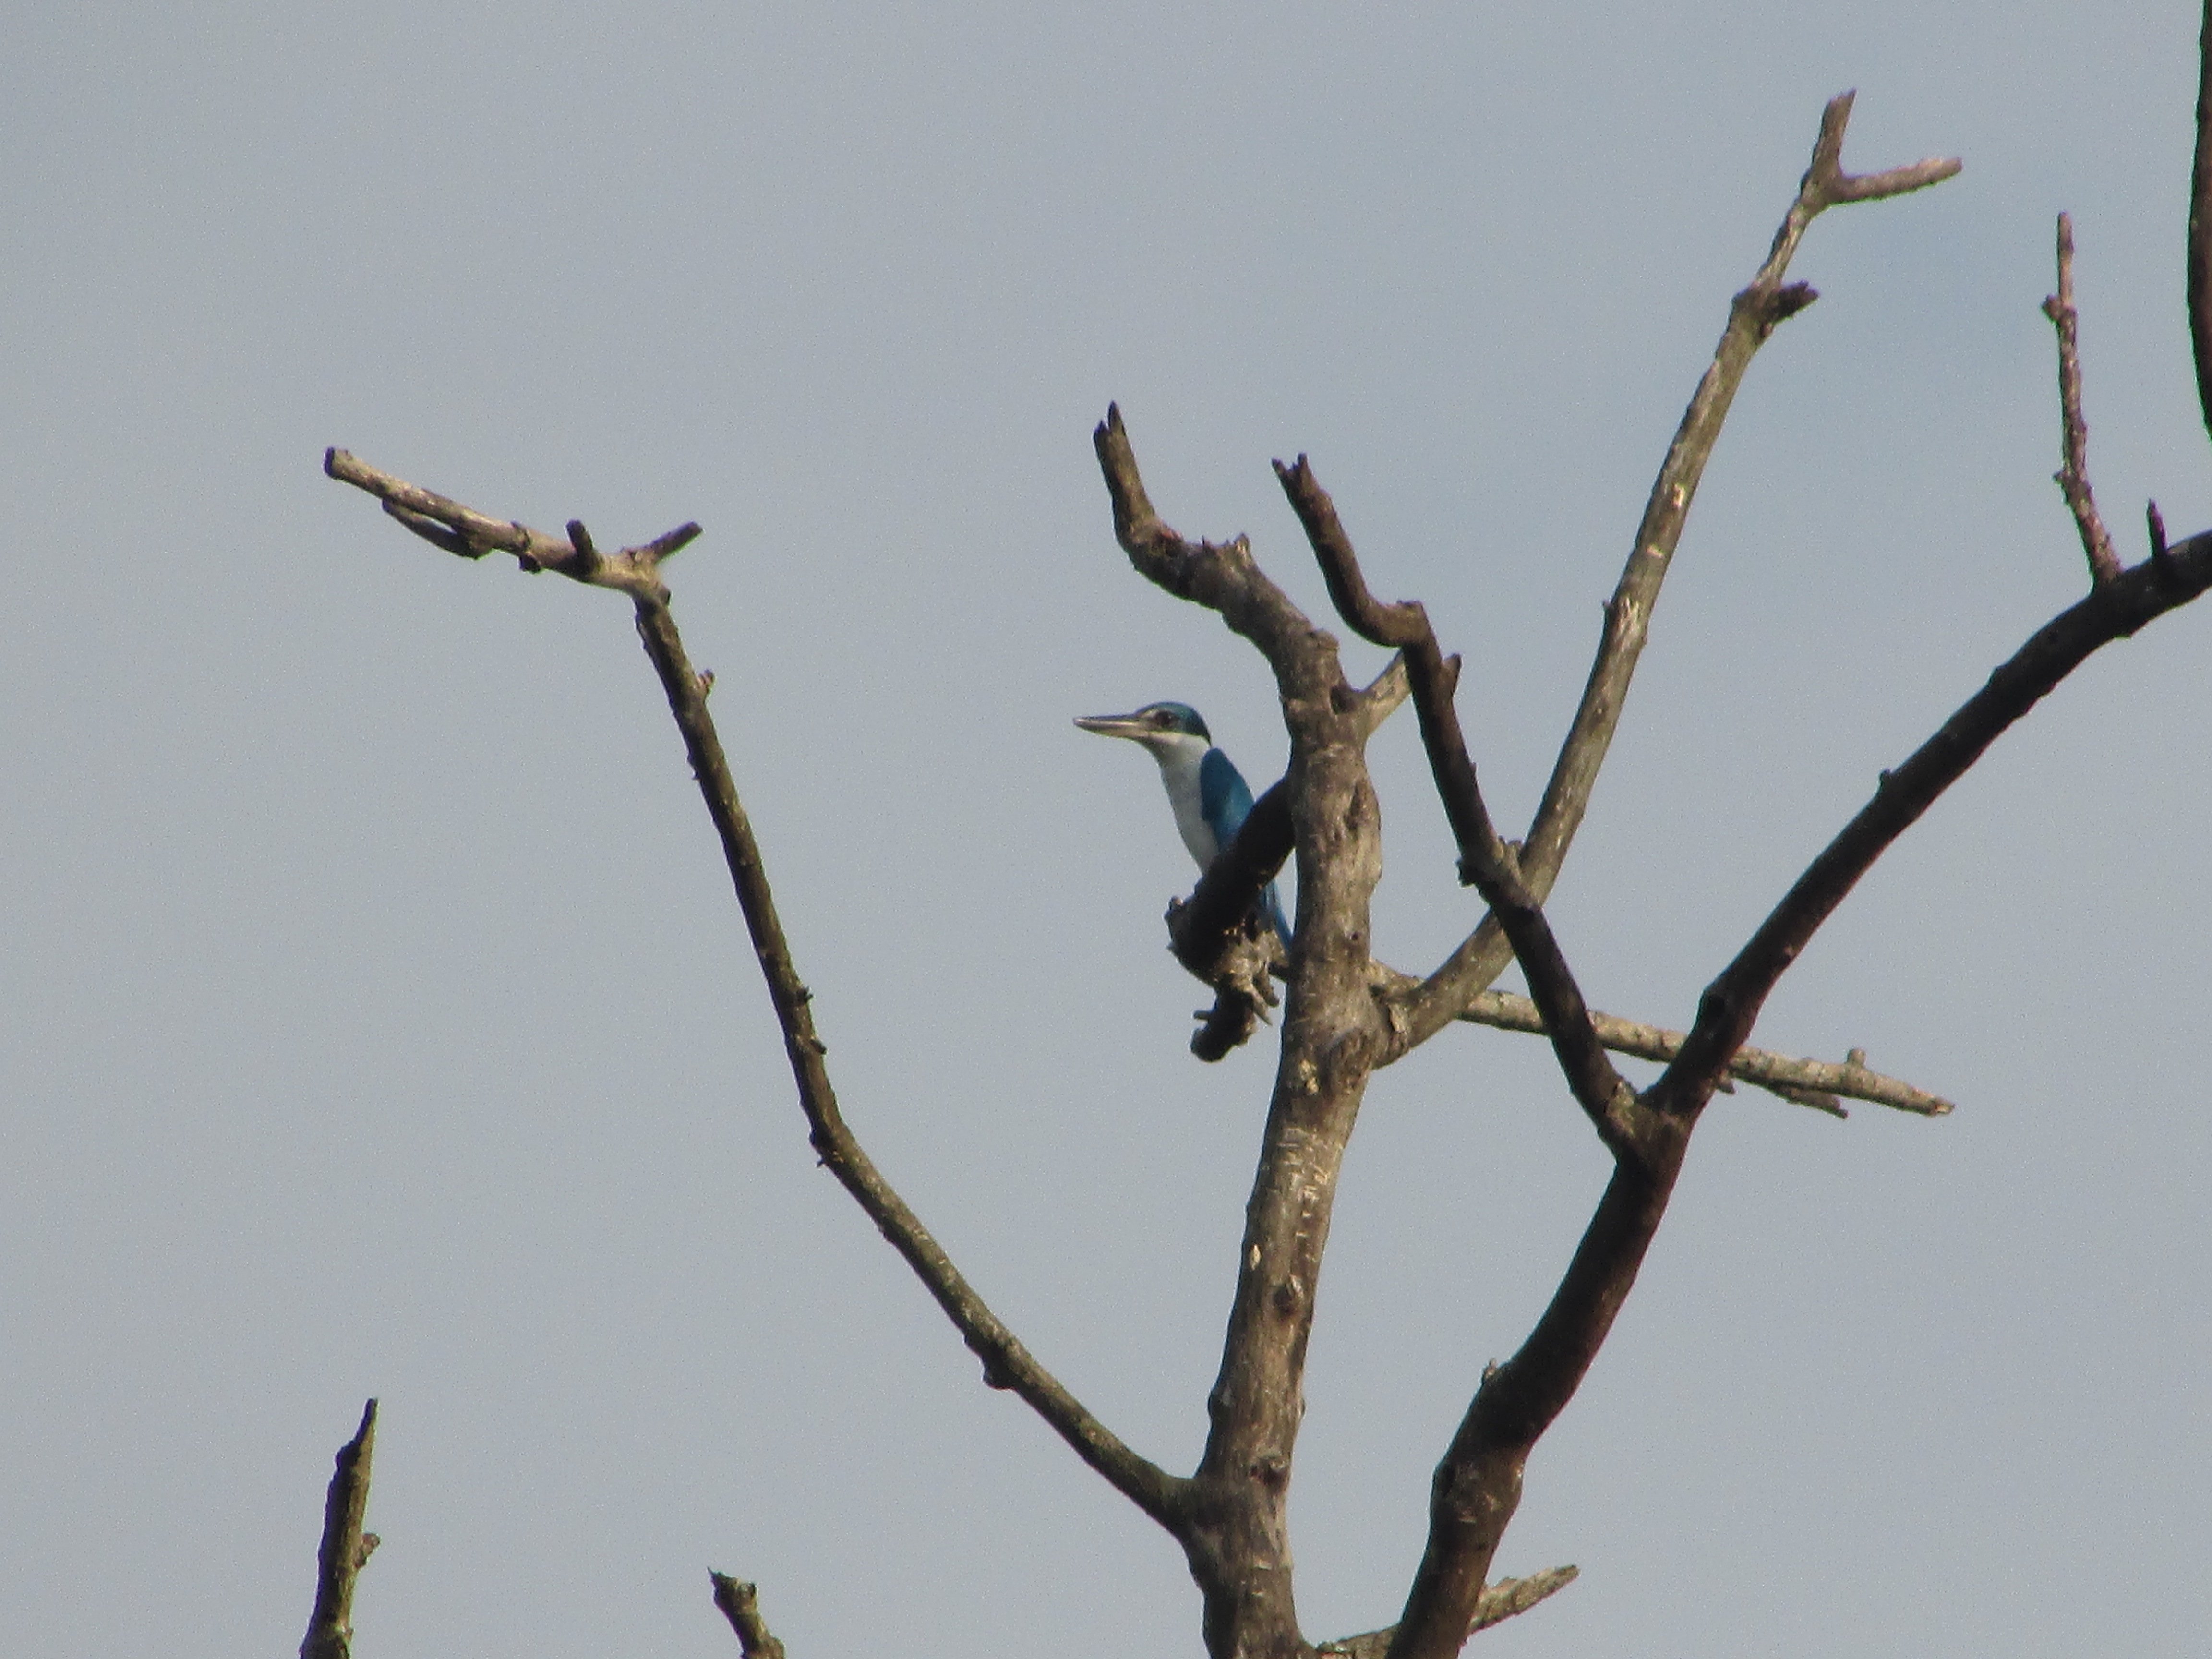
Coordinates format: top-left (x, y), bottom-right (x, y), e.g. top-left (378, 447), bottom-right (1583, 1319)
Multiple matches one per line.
top-left (299, 1399), bottom-right (378, 1659)
top-left (710, 1574), bottom-right (787, 1659)
top-left (2044, 211), bottom-right (2123, 585)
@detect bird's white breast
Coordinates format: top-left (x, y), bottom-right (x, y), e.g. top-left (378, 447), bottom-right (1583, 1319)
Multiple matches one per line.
top-left (1148, 735), bottom-right (1219, 867)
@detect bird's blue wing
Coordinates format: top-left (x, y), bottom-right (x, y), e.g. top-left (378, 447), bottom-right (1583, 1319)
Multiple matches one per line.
top-left (1198, 746), bottom-right (1254, 848)
top-left (1202, 747), bottom-right (1292, 948)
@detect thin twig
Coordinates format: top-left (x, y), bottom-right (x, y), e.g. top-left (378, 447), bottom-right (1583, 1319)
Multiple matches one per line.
top-left (2042, 213), bottom-right (2123, 584)
top-left (300, 1400), bottom-right (379, 1659)
top-left (710, 1574), bottom-right (788, 1659)
top-left (327, 456), bottom-right (1188, 1537)
top-left (1456, 991), bottom-right (1952, 1117)
top-left (1397, 93), bottom-right (1961, 1056)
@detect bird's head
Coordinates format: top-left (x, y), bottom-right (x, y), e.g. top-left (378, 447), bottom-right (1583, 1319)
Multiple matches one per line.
top-left (1074, 701), bottom-right (1213, 755)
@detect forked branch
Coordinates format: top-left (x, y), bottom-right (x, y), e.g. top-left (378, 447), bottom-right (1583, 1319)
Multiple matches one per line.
top-left (1398, 94), bottom-right (1961, 1052)
top-left (1278, 455), bottom-right (1639, 1147)
top-left (1388, 500), bottom-right (2212, 1659)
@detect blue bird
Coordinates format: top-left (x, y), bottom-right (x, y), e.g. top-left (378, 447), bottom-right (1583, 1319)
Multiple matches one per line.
top-left (1075, 701), bottom-right (1291, 949)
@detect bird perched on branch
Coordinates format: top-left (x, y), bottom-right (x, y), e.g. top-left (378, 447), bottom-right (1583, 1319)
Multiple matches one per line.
top-left (1075, 701), bottom-right (1291, 949)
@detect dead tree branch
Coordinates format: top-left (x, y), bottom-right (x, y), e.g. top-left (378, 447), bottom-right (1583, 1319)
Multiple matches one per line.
top-left (1647, 527), bottom-right (2212, 1118)
top-left (1386, 525), bottom-right (2212, 1659)
top-left (710, 1574), bottom-right (788, 1659)
top-left (1455, 991), bottom-right (1951, 1118)
top-left (1396, 93), bottom-right (1961, 1054)
top-left (2042, 214), bottom-right (2123, 583)
top-left (1320, 1565), bottom-right (1580, 1658)
top-left (325, 456), bottom-right (1187, 1536)
top-left (1095, 404), bottom-right (1401, 1658)
top-left (2190, 0), bottom-right (2212, 444)
top-left (300, 1400), bottom-right (379, 1659)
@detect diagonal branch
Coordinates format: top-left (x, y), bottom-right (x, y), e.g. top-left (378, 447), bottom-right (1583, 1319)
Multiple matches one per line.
top-left (1649, 527), bottom-right (2212, 1116)
top-left (327, 455), bottom-right (1188, 1538)
top-left (1395, 93), bottom-right (1961, 1054)
top-left (2042, 213), bottom-right (2123, 584)
top-left (300, 1400), bottom-right (380, 1659)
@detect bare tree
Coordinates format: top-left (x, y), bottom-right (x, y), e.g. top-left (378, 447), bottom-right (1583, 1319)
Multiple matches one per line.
top-left (313, 23), bottom-right (2212, 1658)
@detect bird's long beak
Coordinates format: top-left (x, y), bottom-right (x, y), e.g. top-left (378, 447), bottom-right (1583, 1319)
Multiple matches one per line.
top-left (1074, 711), bottom-right (1151, 741)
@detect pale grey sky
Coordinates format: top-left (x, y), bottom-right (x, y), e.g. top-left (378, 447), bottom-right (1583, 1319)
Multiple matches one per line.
top-left (3, 3), bottom-right (2207, 1655)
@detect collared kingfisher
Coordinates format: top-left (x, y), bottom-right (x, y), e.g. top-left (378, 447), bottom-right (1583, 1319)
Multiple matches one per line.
top-left (1075, 701), bottom-right (1291, 949)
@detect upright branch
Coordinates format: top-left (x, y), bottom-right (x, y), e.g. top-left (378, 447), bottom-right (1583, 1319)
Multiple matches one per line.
top-left (2190, 0), bottom-right (2212, 443)
top-left (710, 1574), bottom-right (788, 1659)
top-left (300, 1400), bottom-right (379, 1659)
top-left (1398, 93), bottom-right (1961, 1052)
top-left (325, 453), bottom-right (1186, 1538)
top-left (2042, 214), bottom-right (2123, 584)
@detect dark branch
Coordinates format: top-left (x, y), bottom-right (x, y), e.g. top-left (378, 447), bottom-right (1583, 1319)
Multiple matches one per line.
top-left (300, 1400), bottom-right (379, 1659)
top-left (2191, 0), bottom-right (2212, 444)
top-left (1392, 525), bottom-right (2212, 1659)
top-left (328, 456), bottom-right (1187, 1538)
top-left (2042, 213), bottom-right (2123, 584)
top-left (1396, 92), bottom-right (1961, 1055)
top-left (1392, 529), bottom-right (2212, 1658)
top-left (1650, 528), bottom-right (2212, 1117)
top-left (710, 1574), bottom-right (788, 1659)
